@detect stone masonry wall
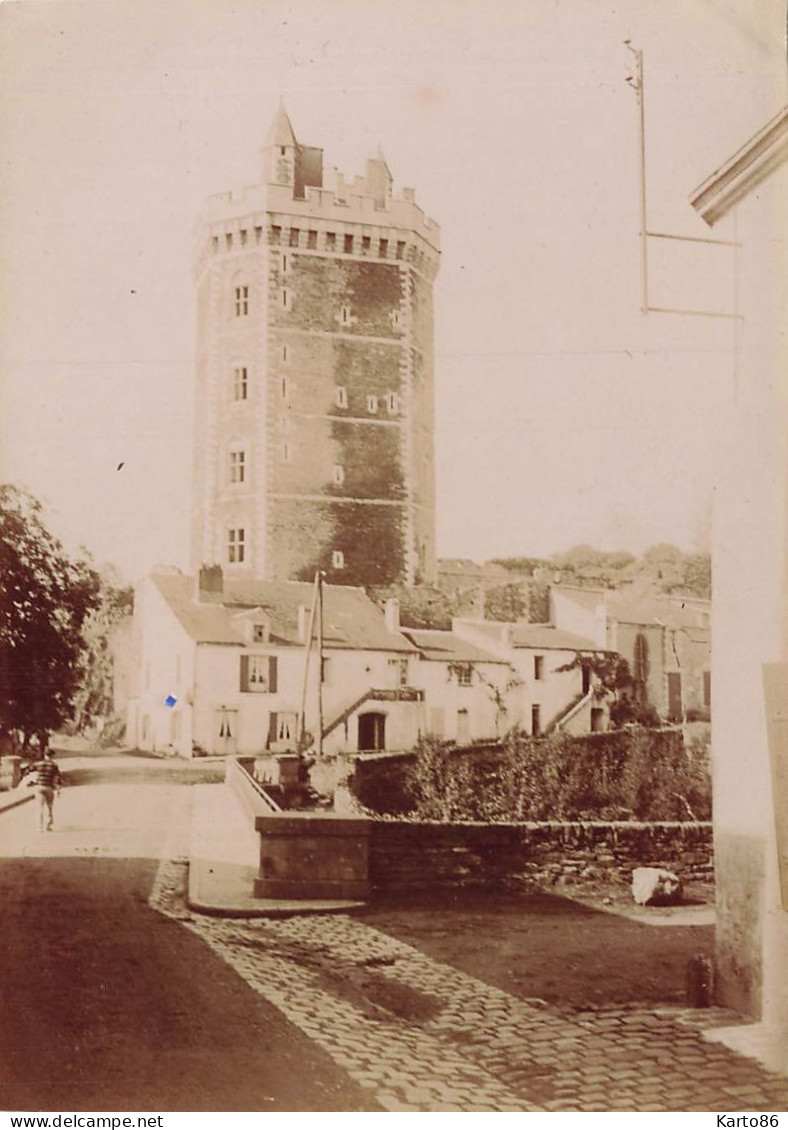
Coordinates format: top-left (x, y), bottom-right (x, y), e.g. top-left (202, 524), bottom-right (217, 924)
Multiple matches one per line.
top-left (369, 820), bottom-right (713, 893)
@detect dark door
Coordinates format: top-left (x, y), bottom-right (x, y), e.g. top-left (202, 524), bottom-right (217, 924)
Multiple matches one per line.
top-left (358, 712), bottom-right (386, 751)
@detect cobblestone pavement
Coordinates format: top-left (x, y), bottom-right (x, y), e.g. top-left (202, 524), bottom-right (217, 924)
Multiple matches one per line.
top-left (149, 816), bottom-right (788, 1114)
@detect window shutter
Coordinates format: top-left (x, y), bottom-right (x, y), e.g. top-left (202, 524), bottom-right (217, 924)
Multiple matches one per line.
top-left (269, 656), bottom-right (278, 693)
top-left (268, 712), bottom-right (278, 744)
top-left (240, 655), bottom-right (249, 692)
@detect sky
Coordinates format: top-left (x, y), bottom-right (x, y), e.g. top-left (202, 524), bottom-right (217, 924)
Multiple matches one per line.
top-left (1, 0), bottom-right (785, 582)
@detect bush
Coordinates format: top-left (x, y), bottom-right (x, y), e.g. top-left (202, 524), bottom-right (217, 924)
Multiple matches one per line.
top-left (402, 728), bottom-right (711, 823)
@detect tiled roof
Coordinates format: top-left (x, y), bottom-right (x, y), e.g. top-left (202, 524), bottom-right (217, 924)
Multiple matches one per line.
top-left (152, 573), bottom-right (416, 652)
top-left (463, 619), bottom-right (597, 651)
top-left (404, 629), bottom-right (509, 664)
top-left (510, 624), bottom-right (597, 650)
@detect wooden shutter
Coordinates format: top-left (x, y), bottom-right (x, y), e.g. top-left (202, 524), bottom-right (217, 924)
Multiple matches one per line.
top-left (268, 712), bottom-right (278, 744)
top-left (240, 654), bottom-right (250, 692)
top-left (268, 656), bottom-right (278, 693)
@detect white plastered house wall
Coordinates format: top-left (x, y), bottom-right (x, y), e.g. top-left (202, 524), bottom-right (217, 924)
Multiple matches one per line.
top-left (689, 106), bottom-right (788, 1066)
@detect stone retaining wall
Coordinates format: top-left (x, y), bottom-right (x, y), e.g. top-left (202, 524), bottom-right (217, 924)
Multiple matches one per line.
top-left (369, 820), bottom-right (713, 892)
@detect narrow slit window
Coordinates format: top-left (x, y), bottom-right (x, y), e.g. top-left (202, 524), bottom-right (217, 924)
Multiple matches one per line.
top-left (332, 465), bottom-right (344, 485)
top-left (335, 386), bottom-right (348, 409)
top-left (366, 394), bottom-right (378, 414)
top-left (332, 550), bottom-right (345, 569)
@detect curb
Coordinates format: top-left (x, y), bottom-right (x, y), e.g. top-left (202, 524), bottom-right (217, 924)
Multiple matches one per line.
top-left (187, 857), bottom-right (365, 919)
top-left (0, 791), bottom-right (35, 815)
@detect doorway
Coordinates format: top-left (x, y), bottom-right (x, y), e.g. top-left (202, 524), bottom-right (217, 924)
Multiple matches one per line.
top-left (358, 712), bottom-right (386, 752)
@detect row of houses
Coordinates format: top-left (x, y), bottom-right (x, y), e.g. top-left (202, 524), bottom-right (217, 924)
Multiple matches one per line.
top-left (113, 567), bottom-right (710, 760)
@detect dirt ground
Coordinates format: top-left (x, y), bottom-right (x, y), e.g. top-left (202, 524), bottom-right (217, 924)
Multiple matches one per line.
top-left (360, 880), bottom-right (716, 1012)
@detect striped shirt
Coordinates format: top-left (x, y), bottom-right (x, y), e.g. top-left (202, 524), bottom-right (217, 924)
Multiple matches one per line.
top-left (30, 759), bottom-right (61, 789)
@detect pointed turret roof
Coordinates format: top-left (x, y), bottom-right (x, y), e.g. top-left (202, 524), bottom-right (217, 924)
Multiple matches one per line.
top-left (266, 100), bottom-right (297, 148)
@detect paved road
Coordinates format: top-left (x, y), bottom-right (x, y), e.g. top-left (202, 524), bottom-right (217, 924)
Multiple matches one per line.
top-left (0, 754), bottom-right (375, 1112)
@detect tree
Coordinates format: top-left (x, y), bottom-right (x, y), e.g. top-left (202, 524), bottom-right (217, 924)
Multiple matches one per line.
top-left (0, 486), bottom-right (101, 746)
top-left (70, 567), bottom-right (133, 734)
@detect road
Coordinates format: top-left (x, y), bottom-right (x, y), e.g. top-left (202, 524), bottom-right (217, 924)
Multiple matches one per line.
top-left (0, 751), bottom-right (374, 1112)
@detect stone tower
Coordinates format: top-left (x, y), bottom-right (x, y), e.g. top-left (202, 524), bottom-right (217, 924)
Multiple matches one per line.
top-left (191, 104), bottom-right (440, 587)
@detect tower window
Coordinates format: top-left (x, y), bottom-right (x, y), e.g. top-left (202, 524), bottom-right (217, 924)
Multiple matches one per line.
top-left (332, 550), bottom-right (345, 569)
top-left (212, 236), bottom-right (219, 252)
top-left (361, 235), bottom-right (371, 254)
top-left (396, 241), bottom-right (406, 260)
top-left (326, 232), bottom-right (336, 250)
top-left (232, 366), bottom-right (248, 401)
top-left (227, 527), bottom-right (245, 565)
top-left (289, 228), bottom-right (299, 248)
top-left (229, 448), bottom-right (246, 484)
top-left (282, 442), bottom-right (292, 463)
top-left (340, 305), bottom-right (350, 325)
top-left (281, 253), bottom-right (289, 273)
top-left (307, 230), bottom-right (317, 249)
top-left (335, 386), bottom-right (348, 409)
top-left (225, 233), bottom-right (233, 251)
top-left (281, 376), bottom-right (288, 399)
top-left (281, 288), bottom-right (291, 310)
top-left (332, 464), bottom-right (344, 485)
top-left (239, 230), bottom-right (247, 246)
top-left (391, 309), bottom-right (402, 330)
top-left (366, 395), bottom-right (379, 414)
top-left (234, 285), bottom-right (249, 316)
top-left (379, 238), bottom-right (388, 258)
top-left (386, 392), bottom-right (399, 415)
top-left (271, 225), bottom-right (282, 244)
top-left (344, 234), bottom-right (354, 254)
top-left (281, 345), bottom-right (288, 363)
top-left (280, 145), bottom-right (286, 156)
top-left (534, 656), bottom-right (544, 681)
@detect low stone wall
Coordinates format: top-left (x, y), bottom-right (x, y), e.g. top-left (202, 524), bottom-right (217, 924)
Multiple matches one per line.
top-left (369, 820), bottom-right (713, 893)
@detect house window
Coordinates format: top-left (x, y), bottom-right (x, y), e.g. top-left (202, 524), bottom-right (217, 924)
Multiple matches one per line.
top-left (307, 230), bottom-right (317, 249)
top-left (234, 285), bottom-right (249, 316)
top-left (227, 527), bottom-right (245, 565)
top-left (531, 704), bottom-right (541, 736)
top-left (326, 231), bottom-right (336, 250)
top-left (361, 235), bottom-right (371, 254)
top-left (395, 657), bottom-right (409, 688)
top-left (232, 366), bottom-right (248, 401)
top-left (534, 655), bottom-right (544, 681)
top-left (269, 711), bottom-right (297, 746)
top-left (366, 394), bottom-right (378, 414)
top-left (386, 392), bottom-right (399, 415)
top-left (379, 238), bottom-right (389, 258)
top-left (344, 233), bottom-right (354, 254)
top-left (252, 623), bottom-right (269, 644)
top-left (229, 448), bottom-right (246, 484)
top-left (289, 228), bottom-right (299, 248)
top-left (455, 663), bottom-right (473, 686)
top-left (241, 654), bottom-right (278, 693)
top-left (332, 550), bottom-right (345, 569)
top-left (332, 465), bottom-right (344, 485)
top-left (335, 386), bottom-right (348, 409)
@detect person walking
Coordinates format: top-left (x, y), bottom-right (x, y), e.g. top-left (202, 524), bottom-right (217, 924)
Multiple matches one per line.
top-left (29, 748), bottom-right (62, 832)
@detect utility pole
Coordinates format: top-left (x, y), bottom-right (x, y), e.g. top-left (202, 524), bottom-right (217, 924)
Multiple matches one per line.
top-left (316, 571), bottom-right (324, 759)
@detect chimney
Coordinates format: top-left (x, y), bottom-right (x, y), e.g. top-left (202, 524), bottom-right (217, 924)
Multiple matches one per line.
top-left (384, 597), bottom-right (400, 634)
top-left (297, 604), bottom-right (308, 642)
top-left (198, 564), bottom-right (223, 599)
